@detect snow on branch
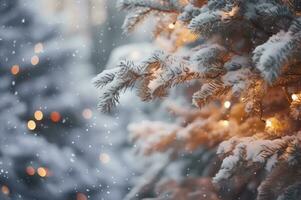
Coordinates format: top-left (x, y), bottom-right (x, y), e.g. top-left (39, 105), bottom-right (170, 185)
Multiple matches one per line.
top-left (214, 133), bottom-right (301, 183)
top-left (253, 18), bottom-right (301, 83)
top-left (118, 0), bottom-right (185, 12)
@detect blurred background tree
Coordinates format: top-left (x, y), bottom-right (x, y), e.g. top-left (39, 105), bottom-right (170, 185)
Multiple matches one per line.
top-left (0, 0), bottom-right (154, 199)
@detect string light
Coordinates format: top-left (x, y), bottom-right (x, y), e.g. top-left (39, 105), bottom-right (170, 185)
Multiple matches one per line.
top-left (50, 111), bottom-right (61, 123)
top-left (219, 120), bottom-right (230, 127)
top-left (34, 110), bottom-right (43, 121)
top-left (27, 120), bottom-right (36, 131)
top-left (76, 193), bottom-right (88, 200)
top-left (37, 167), bottom-right (47, 177)
top-left (265, 117), bottom-right (283, 135)
top-left (11, 64), bottom-right (20, 75)
top-left (1, 185), bottom-right (9, 195)
top-left (224, 101), bottom-right (231, 109)
top-left (82, 109), bottom-right (93, 119)
top-left (26, 166), bottom-right (35, 176)
top-left (168, 23), bottom-right (175, 29)
top-left (291, 94), bottom-right (299, 101)
top-left (99, 153), bottom-right (110, 164)
top-left (31, 55), bottom-right (39, 66)
top-left (34, 43), bottom-right (44, 54)
top-left (265, 119), bottom-right (273, 128)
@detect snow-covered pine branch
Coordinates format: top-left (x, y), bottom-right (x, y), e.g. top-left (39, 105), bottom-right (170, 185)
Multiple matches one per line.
top-left (253, 18), bottom-right (301, 83)
top-left (214, 133), bottom-right (301, 183)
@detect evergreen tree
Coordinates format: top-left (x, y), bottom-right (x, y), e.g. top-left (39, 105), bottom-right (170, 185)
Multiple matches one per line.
top-left (94, 0), bottom-right (301, 199)
top-left (0, 0), bottom-right (137, 199)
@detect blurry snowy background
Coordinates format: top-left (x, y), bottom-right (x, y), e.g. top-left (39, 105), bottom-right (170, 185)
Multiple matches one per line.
top-left (0, 0), bottom-right (159, 199)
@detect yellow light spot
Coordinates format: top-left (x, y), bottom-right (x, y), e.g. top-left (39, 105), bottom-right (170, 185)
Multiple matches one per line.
top-left (168, 23), bottom-right (175, 29)
top-left (292, 94), bottom-right (299, 101)
top-left (37, 167), bottom-right (47, 177)
top-left (11, 65), bottom-right (20, 75)
top-left (27, 120), bottom-right (36, 131)
top-left (265, 119), bottom-right (273, 129)
top-left (1, 185), bottom-right (9, 195)
top-left (99, 153), bottom-right (110, 164)
top-left (26, 166), bottom-right (35, 176)
top-left (34, 43), bottom-right (44, 54)
top-left (31, 55), bottom-right (39, 66)
top-left (34, 110), bottom-right (43, 121)
top-left (82, 109), bottom-right (93, 119)
top-left (224, 101), bottom-right (231, 109)
top-left (219, 120), bottom-right (230, 127)
top-left (76, 193), bottom-right (88, 200)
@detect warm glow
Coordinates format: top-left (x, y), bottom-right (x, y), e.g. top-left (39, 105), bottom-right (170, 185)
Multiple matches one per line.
top-left (37, 167), bottom-right (47, 177)
top-left (31, 55), bottom-right (39, 66)
top-left (265, 117), bottom-right (283, 135)
top-left (27, 120), bottom-right (36, 131)
top-left (168, 23), bottom-right (175, 29)
top-left (34, 110), bottom-right (43, 121)
top-left (50, 111), bottom-right (61, 122)
top-left (265, 119), bottom-right (273, 128)
top-left (1, 185), bottom-right (9, 195)
top-left (11, 65), bottom-right (20, 75)
top-left (99, 153), bottom-right (110, 164)
top-left (219, 120), bottom-right (230, 127)
top-left (76, 193), bottom-right (88, 200)
top-left (292, 94), bottom-right (299, 101)
top-left (82, 109), bottom-right (93, 119)
top-left (26, 166), bottom-right (35, 176)
top-left (34, 43), bottom-right (44, 54)
top-left (224, 101), bottom-right (231, 109)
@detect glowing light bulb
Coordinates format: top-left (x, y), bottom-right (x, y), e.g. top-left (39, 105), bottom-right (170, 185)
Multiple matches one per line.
top-left (34, 110), bottom-right (43, 121)
top-left (31, 55), bottom-right (39, 66)
top-left (37, 167), bottom-right (47, 177)
top-left (26, 166), bottom-right (35, 176)
top-left (168, 23), bottom-right (175, 29)
top-left (224, 101), bottom-right (231, 109)
top-left (11, 65), bottom-right (20, 75)
top-left (99, 153), bottom-right (110, 164)
top-left (1, 185), bottom-right (9, 195)
top-left (292, 94), bottom-right (299, 101)
top-left (265, 119), bottom-right (273, 128)
top-left (27, 120), bottom-right (36, 131)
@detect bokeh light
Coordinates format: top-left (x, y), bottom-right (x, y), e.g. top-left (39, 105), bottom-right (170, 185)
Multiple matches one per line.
top-left (76, 193), bottom-right (87, 200)
top-left (34, 110), bottom-right (43, 121)
top-left (99, 153), bottom-right (110, 164)
top-left (26, 166), bottom-right (35, 176)
top-left (50, 111), bottom-right (61, 122)
top-left (31, 55), bottom-right (40, 65)
top-left (34, 43), bottom-right (44, 54)
top-left (11, 64), bottom-right (20, 75)
top-left (27, 120), bottom-right (36, 131)
top-left (1, 185), bottom-right (9, 195)
top-left (37, 167), bottom-right (47, 177)
top-left (82, 108), bottom-right (93, 119)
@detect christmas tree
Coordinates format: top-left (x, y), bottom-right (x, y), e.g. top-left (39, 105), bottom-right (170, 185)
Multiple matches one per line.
top-left (94, 0), bottom-right (301, 199)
